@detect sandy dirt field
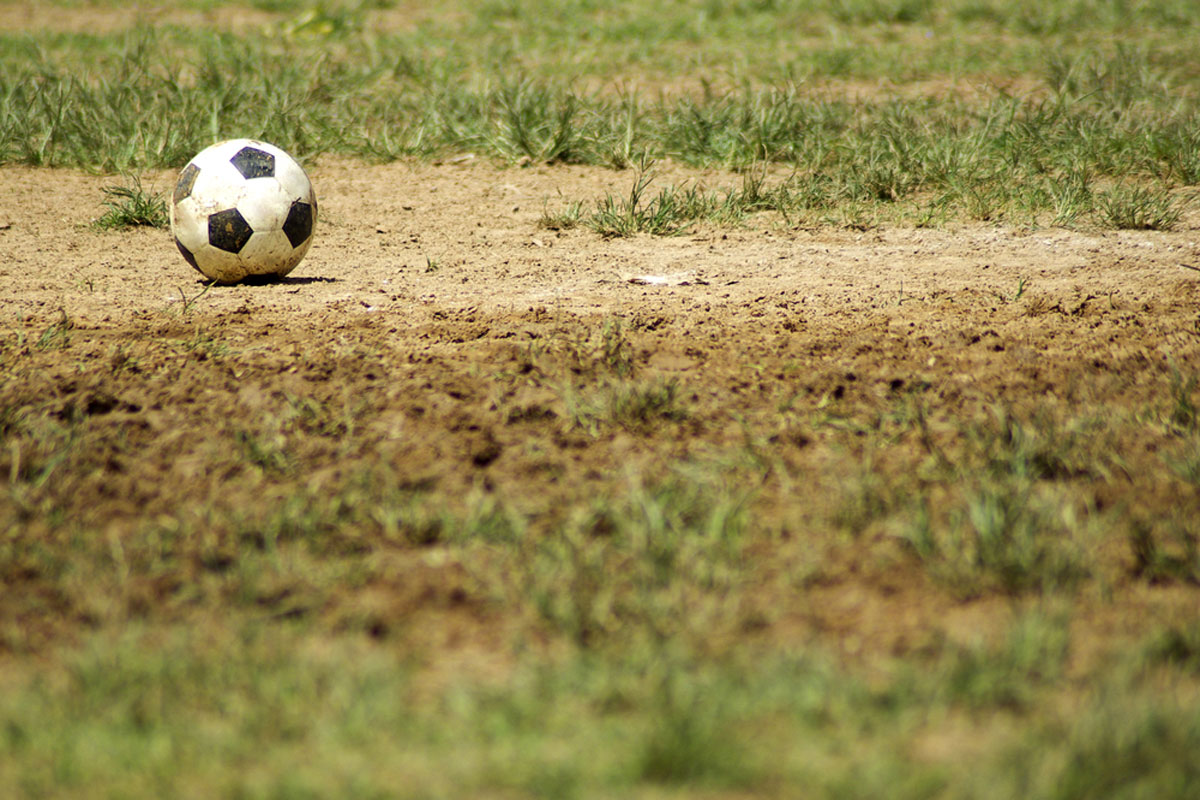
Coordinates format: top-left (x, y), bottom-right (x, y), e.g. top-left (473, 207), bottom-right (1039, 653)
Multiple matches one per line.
top-left (6, 158), bottom-right (1198, 323)
top-left (3, 159), bottom-right (1200, 664)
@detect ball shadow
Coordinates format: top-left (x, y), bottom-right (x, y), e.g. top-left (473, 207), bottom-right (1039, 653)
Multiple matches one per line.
top-left (191, 275), bottom-right (341, 286)
top-left (249, 275), bottom-right (342, 286)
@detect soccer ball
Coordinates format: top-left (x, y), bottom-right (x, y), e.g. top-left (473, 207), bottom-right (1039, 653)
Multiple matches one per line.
top-left (170, 139), bottom-right (317, 284)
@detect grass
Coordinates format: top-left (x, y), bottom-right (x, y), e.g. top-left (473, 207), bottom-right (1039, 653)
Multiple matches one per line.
top-left (932, 608), bottom-right (1071, 710)
top-left (2, 601), bottom-right (1197, 798)
top-left (903, 483), bottom-right (1093, 596)
top-left (1097, 183), bottom-right (1184, 230)
top-left (3, 3), bottom-right (1200, 798)
top-left (33, 309), bottom-right (72, 352)
top-left (991, 684), bottom-right (1200, 800)
top-left (3, 3), bottom-right (1200, 229)
top-left (2, 316), bottom-right (1200, 795)
top-left (587, 169), bottom-right (701, 238)
top-left (524, 472), bottom-right (749, 646)
top-left (92, 175), bottom-right (169, 230)
top-left (566, 377), bottom-right (691, 434)
top-left (894, 409), bottom-right (1113, 595)
top-left (0, 630), bottom-right (862, 796)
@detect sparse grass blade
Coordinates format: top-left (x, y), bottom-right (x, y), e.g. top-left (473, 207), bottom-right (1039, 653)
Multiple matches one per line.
top-left (587, 168), bottom-right (705, 237)
top-left (538, 199), bottom-right (583, 230)
top-left (1128, 515), bottom-right (1199, 585)
top-left (1047, 168), bottom-right (1094, 227)
top-left (566, 377), bottom-right (689, 435)
top-left (1097, 183), bottom-right (1183, 230)
top-left (35, 308), bottom-right (72, 351)
top-left (94, 175), bottom-right (168, 230)
top-left (1166, 367), bottom-right (1199, 432)
top-left (1167, 437), bottom-right (1200, 485)
top-left (993, 688), bottom-right (1200, 800)
top-left (491, 80), bottom-right (587, 164)
top-left (934, 610), bottom-right (1070, 709)
top-left (526, 472), bottom-right (750, 646)
top-left (899, 410), bottom-right (1100, 595)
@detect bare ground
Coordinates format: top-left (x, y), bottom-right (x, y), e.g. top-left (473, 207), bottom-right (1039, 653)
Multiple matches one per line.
top-left (2, 159), bottom-right (1200, 672)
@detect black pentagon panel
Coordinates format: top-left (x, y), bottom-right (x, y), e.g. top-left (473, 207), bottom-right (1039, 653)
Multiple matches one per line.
top-left (230, 146), bottom-right (275, 180)
top-left (209, 208), bottom-right (254, 253)
top-left (173, 163), bottom-right (200, 205)
top-left (282, 200), bottom-right (314, 248)
top-left (175, 237), bottom-right (202, 273)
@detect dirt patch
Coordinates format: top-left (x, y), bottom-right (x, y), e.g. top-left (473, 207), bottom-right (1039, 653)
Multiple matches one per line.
top-left (5, 158), bottom-right (1199, 325)
top-left (2, 159), bottom-right (1200, 671)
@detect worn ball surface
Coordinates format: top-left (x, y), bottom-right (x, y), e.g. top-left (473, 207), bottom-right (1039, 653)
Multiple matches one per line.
top-left (170, 139), bottom-right (317, 284)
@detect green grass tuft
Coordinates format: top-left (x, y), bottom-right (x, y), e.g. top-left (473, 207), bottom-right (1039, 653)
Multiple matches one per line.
top-left (93, 175), bottom-right (169, 230)
top-left (1097, 183), bottom-right (1184, 230)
